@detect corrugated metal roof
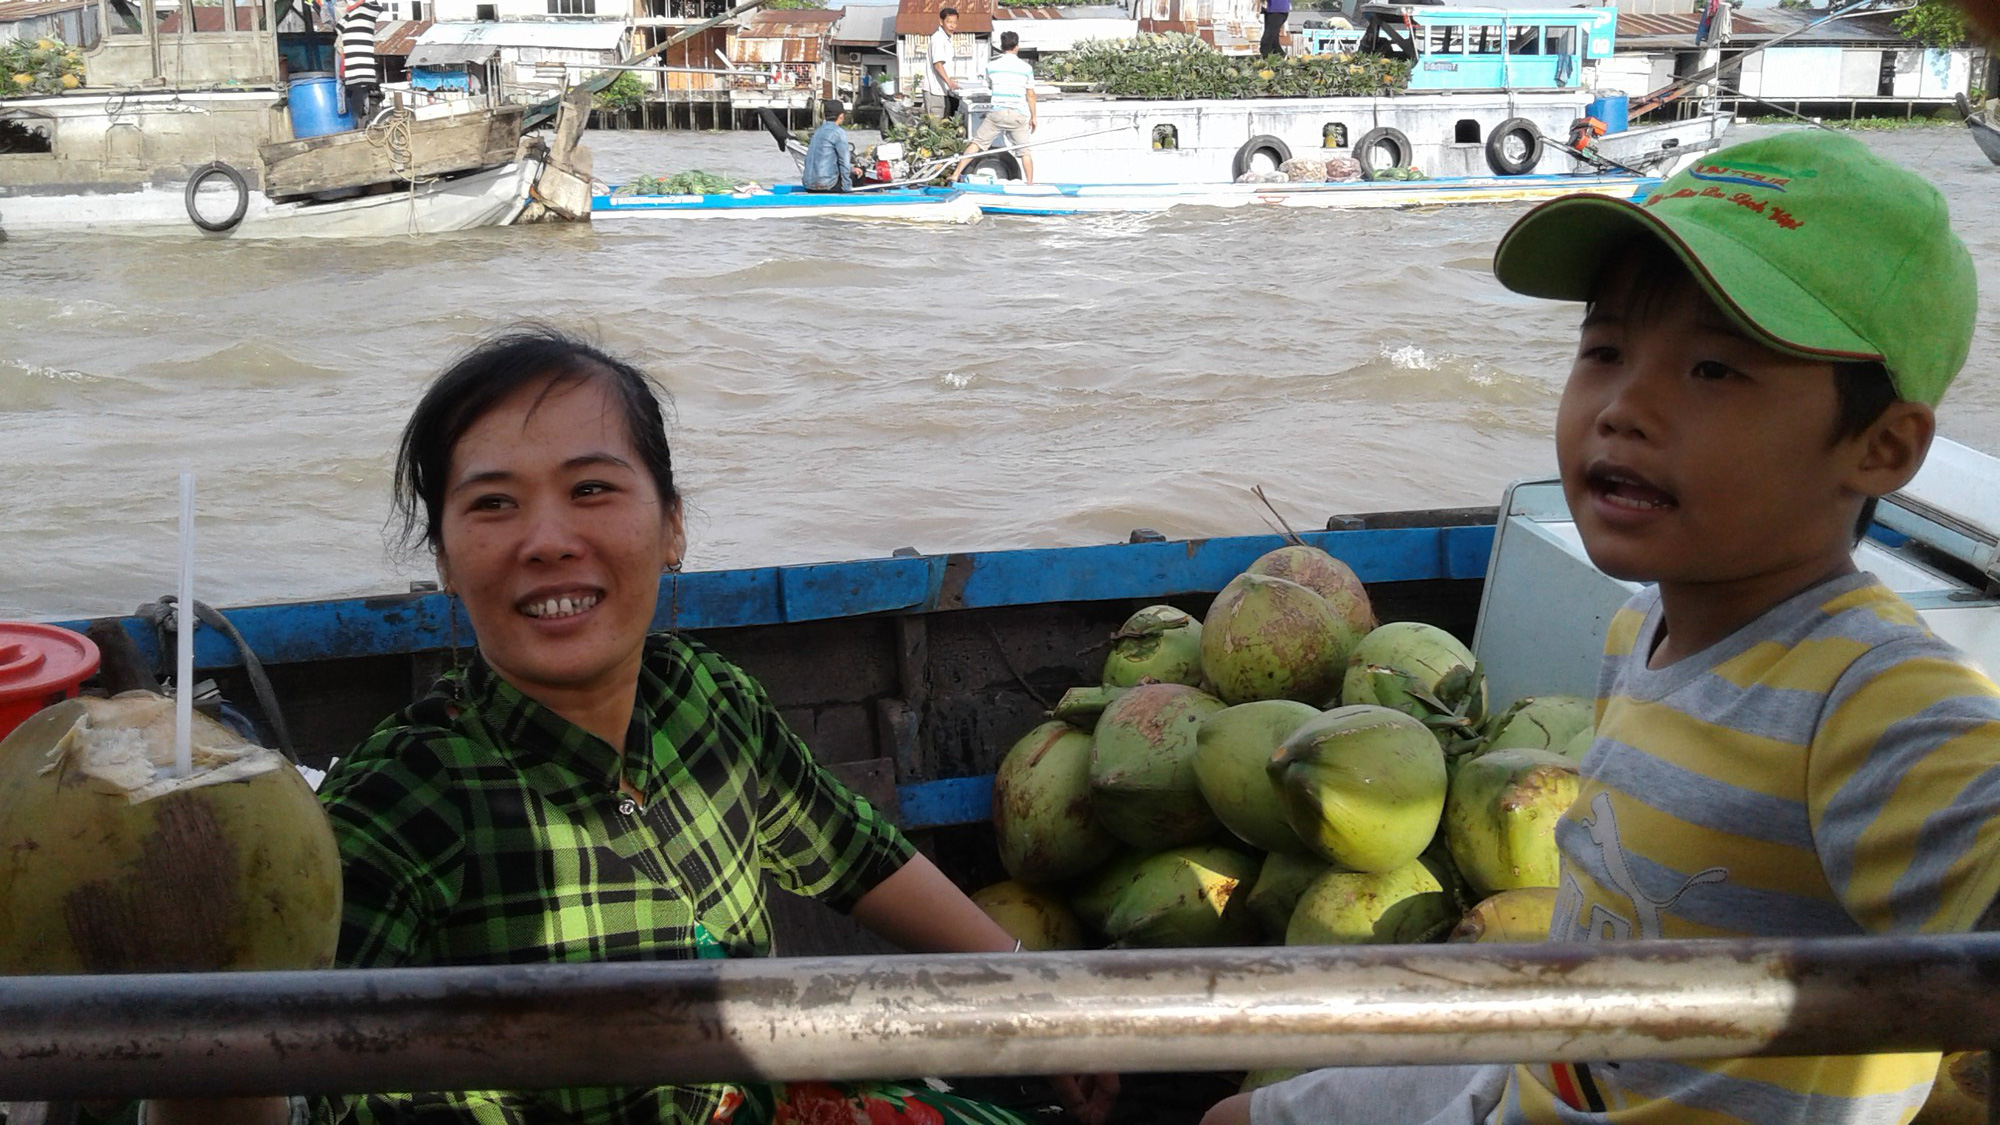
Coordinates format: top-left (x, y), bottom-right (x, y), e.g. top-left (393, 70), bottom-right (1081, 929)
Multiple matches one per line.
top-left (1614, 8), bottom-right (1913, 48)
top-left (731, 35), bottom-right (825, 61)
top-left (832, 3), bottom-right (899, 44)
top-left (747, 7), bottom-right (841, 26)
top-left (993, 6), bottom-right (1065, 20)
top-left (410, 41), bottom-right (498, 64)
top-left (415, 18), bottom-right (627, 51)
top-left (896, 0), bottom-right (992, 37)
top-left (377, 17), bottom-right (433, 56)
top-left (0, 0), bottom-right (86, 23)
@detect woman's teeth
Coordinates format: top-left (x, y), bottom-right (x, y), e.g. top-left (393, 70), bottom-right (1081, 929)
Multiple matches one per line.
top-left (522, 594), bottom-right (601, 619)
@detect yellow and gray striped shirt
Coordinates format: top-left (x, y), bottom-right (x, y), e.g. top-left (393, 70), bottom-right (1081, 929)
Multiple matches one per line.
top-left (1511, 572), bottom-right (2000, 1123)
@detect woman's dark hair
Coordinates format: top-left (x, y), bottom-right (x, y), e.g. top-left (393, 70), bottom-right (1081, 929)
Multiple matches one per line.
top-left (393, 326), bottom-right (678, 552)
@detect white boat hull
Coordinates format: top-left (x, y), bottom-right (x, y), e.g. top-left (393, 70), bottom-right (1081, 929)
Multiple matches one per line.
top-left (0, 159), bottom-right (541, 238)
top-left (956, 171), bottom-right (1658, 215)
top-left (987, 93), bottom-right (1731, 185)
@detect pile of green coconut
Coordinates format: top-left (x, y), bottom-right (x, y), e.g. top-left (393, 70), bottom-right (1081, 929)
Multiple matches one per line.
top-left (973, 543), bottom-right (1591, 961)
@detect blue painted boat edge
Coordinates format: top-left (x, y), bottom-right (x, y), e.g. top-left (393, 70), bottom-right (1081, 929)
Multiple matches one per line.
top-left (898, 775), bottom-right (994, 830)
top-left (52, 524), bottom-right (1494, 671)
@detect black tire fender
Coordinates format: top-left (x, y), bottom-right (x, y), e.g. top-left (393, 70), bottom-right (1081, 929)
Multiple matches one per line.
top-left (964, 150), bottom-right (1022, 181)
top-left (1231, 133), bottom-right (1292, 179)
top-left (1354, 126), bottom-right (1411, 177)
top-left (185, 161), bottom-right (249, 232)
top-left (1484, 117), bottom-right (1543, 176)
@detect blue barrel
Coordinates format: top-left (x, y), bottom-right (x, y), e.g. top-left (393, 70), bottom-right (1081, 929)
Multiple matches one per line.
top-left (288, 72), bottom-right (356, 138)
top-left (1585, 90), bottom-right (1629, 135)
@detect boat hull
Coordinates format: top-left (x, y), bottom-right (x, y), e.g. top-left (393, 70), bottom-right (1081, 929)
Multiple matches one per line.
top-left (592, 185), bottom-right (982, 224)
top-left (955, 171), bottom-right (1659, 215)
top-left (0, 159), bottom-right (541, 237)
top-left (994, 93), bottom-right (1730, 184)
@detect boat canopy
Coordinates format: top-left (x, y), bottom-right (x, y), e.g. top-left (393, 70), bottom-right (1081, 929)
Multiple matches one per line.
top-left (1346, 3), bottom-right (1618, 90)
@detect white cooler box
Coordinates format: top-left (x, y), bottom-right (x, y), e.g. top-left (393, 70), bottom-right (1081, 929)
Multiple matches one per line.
top-left (1472, 437), bottom-right (2000, 707)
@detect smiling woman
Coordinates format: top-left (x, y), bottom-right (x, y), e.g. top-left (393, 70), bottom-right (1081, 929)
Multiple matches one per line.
top-left (143, 327), bottom-right (1118, 1125)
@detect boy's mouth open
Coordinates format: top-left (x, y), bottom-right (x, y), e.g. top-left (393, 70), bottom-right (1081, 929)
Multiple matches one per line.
top-left (1585, 463), bottom-right (1678, 514)
top-left (519, 591), bottom-right (604, 620)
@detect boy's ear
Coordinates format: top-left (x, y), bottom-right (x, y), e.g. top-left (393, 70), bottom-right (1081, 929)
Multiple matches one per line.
top-left (1849, 401), bottom-right (1935, 499)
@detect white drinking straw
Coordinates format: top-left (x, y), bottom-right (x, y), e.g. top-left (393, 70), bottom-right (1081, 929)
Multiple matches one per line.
top-left (174, 471), bottom-right (195, 779)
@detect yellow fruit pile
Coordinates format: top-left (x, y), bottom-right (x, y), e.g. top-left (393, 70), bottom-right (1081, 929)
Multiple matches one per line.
top-left (1, 35), bottom-right (86, 95)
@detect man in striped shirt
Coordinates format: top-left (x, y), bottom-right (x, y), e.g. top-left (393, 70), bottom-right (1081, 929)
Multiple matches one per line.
top-left (1208, 128), bottom-right (2000, 1125)
top-left (339, 0), bottom-right (384, 120)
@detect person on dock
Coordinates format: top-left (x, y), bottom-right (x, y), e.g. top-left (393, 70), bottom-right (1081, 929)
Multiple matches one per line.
top-left (338, 0), bottom-right (384, 121)
top-left (925, 6), bottom-right (962, 121)
top-left (141, 327), bottom-right (1118, 1125)
top-left (803, 98), bottom-right (858, 192)
top-left (1257, 0), bottom-right (1290, 58)
top-left (1201, 132), bottom-right (2000, 1125)
top-left (952, 31), bottom-right (1035, 184)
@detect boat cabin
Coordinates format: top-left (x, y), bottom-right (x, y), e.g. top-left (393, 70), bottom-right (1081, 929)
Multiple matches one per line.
top-left (1342, 3), bottom-right (1617, 90)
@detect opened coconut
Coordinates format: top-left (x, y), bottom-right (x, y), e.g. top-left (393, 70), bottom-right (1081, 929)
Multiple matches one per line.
top-left (1193, 699), bottom-right (1319, 854)
top-left (971, 879), bottom-right (1086, 951)
top-left (1243, 545), bottom-right (1376, 645)
top-left (1089, 683), bottom-right (1226, 848)
top-left (1268, 705), bottom-right (1446, 873)
top-left (1449, 887), bottom-right (1558, 944)
top-left (993, 720), bottom-right (1113, 884)
top-left (1285, 853), bottom-right (1457, 946)
top-left (1099, 843), bottom-right (1260, 948)
top-left (1200, 573), bottom-right (1356, 706)
top-left (0, 692), bottom-right (341, 973)
top-left (1444, 748), bottom-right (1580, 898)
top-left (1101, 605), bottom-right (1205, 689)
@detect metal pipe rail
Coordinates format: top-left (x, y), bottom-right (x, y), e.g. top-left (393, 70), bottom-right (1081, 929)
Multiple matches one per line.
top-left (4, 936), bottom-right (1998, 1101)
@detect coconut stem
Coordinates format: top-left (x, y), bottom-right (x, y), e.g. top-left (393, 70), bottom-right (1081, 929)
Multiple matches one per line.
top-left (174, 471), bottom-right (195, 779)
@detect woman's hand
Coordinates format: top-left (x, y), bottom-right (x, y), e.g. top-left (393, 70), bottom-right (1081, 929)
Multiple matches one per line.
top-left (1051, 1071), bottom-right (1120, 1125)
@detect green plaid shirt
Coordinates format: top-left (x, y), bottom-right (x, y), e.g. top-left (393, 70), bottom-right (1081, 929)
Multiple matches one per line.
top-left (311, 632), bottom-right (916, 1124)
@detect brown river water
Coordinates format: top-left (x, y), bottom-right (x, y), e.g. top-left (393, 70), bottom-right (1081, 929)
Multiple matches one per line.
top-left (3, 124), bottom-right (1997, 621)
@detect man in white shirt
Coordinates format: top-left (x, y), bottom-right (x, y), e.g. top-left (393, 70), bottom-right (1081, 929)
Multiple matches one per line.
top-left (925, 7), bottom-right (960, 120)
top-left (952, 30), bottom-right (1036, 183)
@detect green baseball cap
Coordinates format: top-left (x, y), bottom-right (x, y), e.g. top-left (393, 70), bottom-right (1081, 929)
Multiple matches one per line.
top-left (1492, 129), bottom-right (1976, 406)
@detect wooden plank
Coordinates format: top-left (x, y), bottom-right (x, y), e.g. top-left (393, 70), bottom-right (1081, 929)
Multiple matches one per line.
top-left (259, 107), bottom-right (526, 196)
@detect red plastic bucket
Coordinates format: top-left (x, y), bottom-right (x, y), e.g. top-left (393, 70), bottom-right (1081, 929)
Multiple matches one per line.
top-left (0, 623), bottom-right (101, 741)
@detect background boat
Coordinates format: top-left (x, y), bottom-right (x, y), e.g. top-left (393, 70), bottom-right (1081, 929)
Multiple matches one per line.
top-left (0, 3), bottom-right (591, 238)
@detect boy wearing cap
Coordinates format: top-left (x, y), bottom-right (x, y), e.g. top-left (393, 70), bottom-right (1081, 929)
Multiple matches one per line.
top-left (1205, 129), bottom-right (2000, 1125)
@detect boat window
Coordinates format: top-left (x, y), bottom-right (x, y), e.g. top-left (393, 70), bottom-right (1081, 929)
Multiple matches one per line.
top-left (1453, 118), bottom-right (1479, 143)
top-left (0, 116), bottom-right (53, 154)
top-left (103, 0), bottom-right (144, 35)
top-left (1431, 25), bottom-right (1458, 54)
top-left (1321, 121), bottom-right (1347, 148)
top-left (1470, 24), bottom-right (1502, 54)
top-left (1152, 123), bottom-right (1178, 150)
top-left (1510, 27), bottom-right (1542, 55)
top-left (1547, 27), bottom-right (1576, 57)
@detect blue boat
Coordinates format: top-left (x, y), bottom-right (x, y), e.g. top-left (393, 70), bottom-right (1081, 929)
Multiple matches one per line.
top-left (46, 438), bottom-right (1999, 960)
top-left (592, 183), bottom-right (982, 223)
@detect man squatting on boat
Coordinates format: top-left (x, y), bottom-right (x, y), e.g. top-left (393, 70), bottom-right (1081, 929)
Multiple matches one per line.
top-left (804, 99), bottom-right (861, 193)
top-left (1203, 129), bottom-right (2000, 1125)
top-left (953, 31), bottom-right (1035, 183)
